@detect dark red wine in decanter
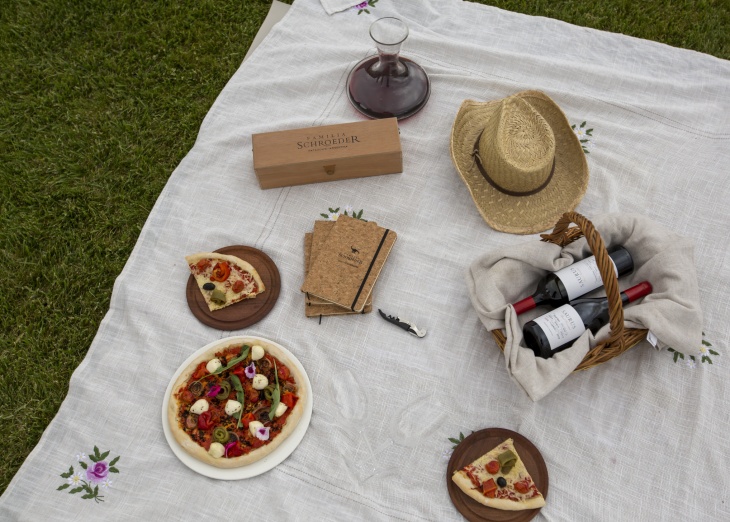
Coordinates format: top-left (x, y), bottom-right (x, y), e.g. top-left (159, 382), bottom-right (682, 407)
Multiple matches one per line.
top-left (347, 17), bottom-right (430, 120)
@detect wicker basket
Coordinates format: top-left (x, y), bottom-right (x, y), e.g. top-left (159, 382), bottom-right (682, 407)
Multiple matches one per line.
top-left (490, 212), bottom-right (648, 372)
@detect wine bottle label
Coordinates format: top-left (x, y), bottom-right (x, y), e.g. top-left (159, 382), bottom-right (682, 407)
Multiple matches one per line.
top-left (555, 256), bottom-right (618, 301)
top-left (532, 304), bottom-right (585, 350)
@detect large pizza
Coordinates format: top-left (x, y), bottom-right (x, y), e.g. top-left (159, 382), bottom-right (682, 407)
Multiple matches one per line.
top-left (167, 338), bottom-right (306, 468)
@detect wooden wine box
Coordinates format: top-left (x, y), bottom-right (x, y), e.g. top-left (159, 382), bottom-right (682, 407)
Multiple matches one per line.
top-left (252, 118), bottom-right (402, 189)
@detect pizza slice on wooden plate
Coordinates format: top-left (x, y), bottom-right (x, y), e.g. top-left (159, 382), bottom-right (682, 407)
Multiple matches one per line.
top-left (452, 438), bottom-right (546, 511)
top-left (186, 252), bottom-right (265, 311)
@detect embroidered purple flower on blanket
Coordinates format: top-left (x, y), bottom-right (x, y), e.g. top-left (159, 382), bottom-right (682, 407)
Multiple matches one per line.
top-left (353, 0), bottom-right (379, 15)
top-left (58, 446), bottom-right (120, 503)
top-left (86, 461), bottom-right (109, 482)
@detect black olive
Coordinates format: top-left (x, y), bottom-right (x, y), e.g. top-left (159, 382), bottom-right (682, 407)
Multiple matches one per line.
top-left (202, 282), bottom-right (215, 291)
top-left (497, 477), bottom-right (507, 488)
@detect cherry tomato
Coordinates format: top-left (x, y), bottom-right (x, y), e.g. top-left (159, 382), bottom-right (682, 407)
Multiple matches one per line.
top-left (197, 411), bottom-right (213, 430)
top-left (281, 392), bottom-right (295, 409)
top-left (514, 480), bottom-right (530, 494)
top-left (241, 413), bottom-right (255, 429)
top-left (278, 364), bottom-right (290, 380)
top-left (210, 262), bottom-right (231, 282)
top-left (247, 387), bottom-right (260, 403)
top-left (226, 443), bottom-right (243, 458)
top-left (486, 460), bottom-right (500, 474)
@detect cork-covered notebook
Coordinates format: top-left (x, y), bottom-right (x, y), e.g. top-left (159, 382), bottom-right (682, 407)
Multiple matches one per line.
top-left (301, 215), bottom-right (396, 312)
top-left (304, 231), bottom-right (371, 316)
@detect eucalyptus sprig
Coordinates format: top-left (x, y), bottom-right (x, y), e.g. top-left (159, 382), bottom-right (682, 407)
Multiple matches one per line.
top-left (268, 359), bottom-right (281, 421)
top-left (213, 345), bottom-right (250, 375)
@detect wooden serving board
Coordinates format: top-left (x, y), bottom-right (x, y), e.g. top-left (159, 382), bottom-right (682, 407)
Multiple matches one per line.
top-left (447, 428), bottom-right (549, 522)
top-left (185, 245), bottom-right (280, 330)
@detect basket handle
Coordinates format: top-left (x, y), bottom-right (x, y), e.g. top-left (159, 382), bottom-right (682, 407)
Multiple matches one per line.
top-left (539, 212), bottom-right (625, 350)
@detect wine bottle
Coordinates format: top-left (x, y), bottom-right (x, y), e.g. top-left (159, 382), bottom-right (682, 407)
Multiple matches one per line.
top-left (512, 246), bottom-right (634, 315)
top-left (522, 281), bottom-right (652, 358)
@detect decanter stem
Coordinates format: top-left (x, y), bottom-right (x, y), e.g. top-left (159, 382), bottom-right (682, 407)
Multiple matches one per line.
top-left (370, 50), bottom-right (407, 77)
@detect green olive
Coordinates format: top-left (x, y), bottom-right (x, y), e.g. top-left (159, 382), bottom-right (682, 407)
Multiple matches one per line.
top-left (213, 427), bottom-right (229, 443)
top-left (216, 381), bottom-right (231, 400)
top-left (264, 384), bottom-right (275, 400)
top-left (211, 289), bottom-right (226, 304)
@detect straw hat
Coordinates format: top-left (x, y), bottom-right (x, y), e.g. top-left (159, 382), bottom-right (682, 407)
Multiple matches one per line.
top-left (450, 90), bottom-right (588, 234)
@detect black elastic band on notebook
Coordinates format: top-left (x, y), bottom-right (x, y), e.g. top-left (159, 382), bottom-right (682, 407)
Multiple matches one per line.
top-left (351, 229), bottom-right (390, 311)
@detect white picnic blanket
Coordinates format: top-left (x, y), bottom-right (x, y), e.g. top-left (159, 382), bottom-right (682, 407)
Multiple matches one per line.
top-left (2, 0), bottom-right (728, 520)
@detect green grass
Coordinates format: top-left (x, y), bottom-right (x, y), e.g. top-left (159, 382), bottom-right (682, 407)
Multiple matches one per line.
top-left (0, 0), bottom-right (726, 495)
top-left (485, 0), bottom-right (729, 57)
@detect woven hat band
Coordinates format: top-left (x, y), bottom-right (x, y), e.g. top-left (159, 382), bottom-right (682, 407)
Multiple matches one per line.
top-left (477, 97), bottom-right (556, 194)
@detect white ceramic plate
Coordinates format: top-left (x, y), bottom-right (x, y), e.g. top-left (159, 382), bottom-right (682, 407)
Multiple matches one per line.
top-left (162, 335), bottom-right (313, 480)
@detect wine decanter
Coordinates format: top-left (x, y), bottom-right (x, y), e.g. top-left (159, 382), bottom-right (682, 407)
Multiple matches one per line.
top-left (346, 17), bottom-right (430, 120)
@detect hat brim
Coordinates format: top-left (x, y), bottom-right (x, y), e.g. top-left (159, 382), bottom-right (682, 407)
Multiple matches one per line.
top-left (450, 90), bottom-right (589, 234)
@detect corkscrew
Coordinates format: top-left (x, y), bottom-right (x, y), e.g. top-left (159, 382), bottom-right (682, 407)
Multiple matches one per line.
top-left (378, 309), bottom-right (427, 338)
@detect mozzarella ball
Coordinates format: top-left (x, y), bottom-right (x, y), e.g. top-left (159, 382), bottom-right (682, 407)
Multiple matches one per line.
top-left (190, 399), bottom-right (209, 415)
top-left (274, 402), bottom-right (288, 418)
top-left (225, 400), bottom-right (242, 416)
top-left (251, 345), bottom-right (265, 361)
top-left (206, 358), bottom-right (222, 374)
top-left (248, 420), bottom-right (264, 436)
top-left (252, 374), bottom-right (269, 390)
top-left (208, 442), bottom-right (225, 458)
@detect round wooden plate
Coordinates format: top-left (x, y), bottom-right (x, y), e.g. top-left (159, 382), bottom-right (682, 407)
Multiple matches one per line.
top-left (185, 245), bottom-right (281, 330)
top-left (447, 428), bottom-right (549, 522)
